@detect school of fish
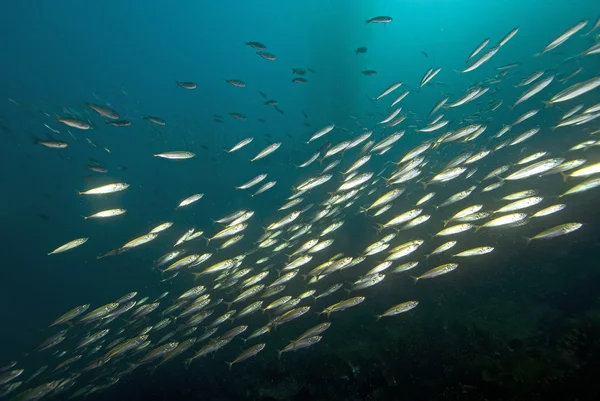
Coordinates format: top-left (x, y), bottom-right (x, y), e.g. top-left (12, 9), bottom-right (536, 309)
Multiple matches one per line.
top-left (2, 15), bottom-right (600, 401)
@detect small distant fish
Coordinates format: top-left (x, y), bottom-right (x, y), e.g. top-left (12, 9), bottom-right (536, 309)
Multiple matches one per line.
top-left (291, 68), bottom-right (307, 75)
top-left (375, 301), bottom-right (419, 321)
top-left (55, 117), bottom-right (91, 130)
top-left (35, 139), bottom-right (67, 148)
top-left (361, 70), bottom-right (377, 76)
top-left (420, 67), bottom-right (441, 87)
top-left (227, 137), bottom-right (253, 153)
top-left (176, 81), bottom-right (197, 89)
top-left (143, 116), bottom-right (166, 125)
top-left (230, 112), bottom-right (247, 121)
top-left (226, 79), bottom-right (246, 87)
top-left (83, 209), bottom-right (126, 219)
top-left (106, 120), bottom-right (132, 127)
top-left (176, 194), bottom-right (204, 209)
top-left (257, 51), bottom-right (276, 60)
top-left (355, 46), bottom-right (367, 54)
top-left (497, 26), bottom-right (519, 47)
top-left (251, 142), bottom-right (281, 162)
top-left (78, 183), bottom-right (129, 195)
top-left (466, 37), bottom-right (490, 62)
top-left (48, 238), bottom-right (88, 255)
top-left (421, 51), bottom-right (428, 58)
top-left (154, 151), bottom-right (195, 160)
top-left (86, 103), bottom-right (119, 119)
top-left (365, 16), bottom-right (392, 24)
top-left (292, 77), bottom-right (308, 84)
top-left (246, 41), bottom-right (266, 50)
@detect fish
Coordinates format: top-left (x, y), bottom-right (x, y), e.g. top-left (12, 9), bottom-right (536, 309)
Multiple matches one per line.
top-left (466, 37), bottom-right (490, 62)
top-left (176, 194), bottom-right (204, 209)
top-left (257, 51), bottom-right (276, 60)
top-left (512, 76), bottom-right (554, 108)
top-left (48, 238), bottom-right (88, 255)
top-left (420, 67), bottom-right (441, 87)
top-left (376, 82), bottom-right (403, 100)
top-left (226, 343), bottom-right (266, 370)
top-left (453, 247), bottom-right (494, 258)
top-left (412, 263), bottom-right (458, 282)
top-left (78, 182), bottom-right (130, 195)
top-left (246, 41), bottom-right (266, 50)
top-left (55, 117), bottom-right (91, 130)
top-left (497, 26), bottom-right (519, 47)
top-left (83, 209), bottom-right (126, 219)
top-left (236, 174), bottom-right (267, 190)
top-left (227, 138), bottom-right (253, 153)
top-left (35, 139), bottom-right (68, 148)
top-left (154, 151), bottom-right (196, 160)
top-left (504, 158), bottom-right (565, 180)
top-left (365, 16), bottom-right (392, 24)
top-left (49, 304), bottom-right (90, 327)
top-left (538, 20), bottom-right (588, 55)
top-left (251, 142), bottom-right (281, 161)
top-left (376, 301), bottom-right (419, 320)
top-left (526, 223), bottom-right (583, 242)
top-left (176, 81), bottom-right (197, 89)
top-left (462, 46), bottom-right (499, 73)
top-left (548, 76), bottom-right (600, 104)
top-left (144, 116), bottom-right (166, 125)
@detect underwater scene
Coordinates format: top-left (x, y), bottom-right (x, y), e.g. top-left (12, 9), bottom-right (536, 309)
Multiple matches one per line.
top-left (1, 1), bottom-right (600, 400)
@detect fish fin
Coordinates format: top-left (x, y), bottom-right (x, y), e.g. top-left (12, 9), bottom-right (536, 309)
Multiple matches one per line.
top-left (409, 276), bottom-right (419, 284)
top-left (560, 172), bottom-right (569, 182)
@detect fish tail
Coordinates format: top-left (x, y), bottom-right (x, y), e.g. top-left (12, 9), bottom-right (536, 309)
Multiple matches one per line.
top-left (474, 225), bottom-right (482, 233)
top-left (442, 220), bottom-right (449, 227)
top-left (224, 301), bottom-right (233, 310)
top-left (410, 276), bottom-right (419, 284)
top-left (560, 172), bottom-right (569, 182)
top-left (276, 350), bottom-right (283, 360)
top-left (375, 315), bottom-right (382, 322)
top-left (226, 361), bottom-right (233, 371)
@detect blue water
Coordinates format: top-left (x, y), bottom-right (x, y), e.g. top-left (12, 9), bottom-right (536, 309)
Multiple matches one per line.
top-left (1, 1), bottom-right (599, 399)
